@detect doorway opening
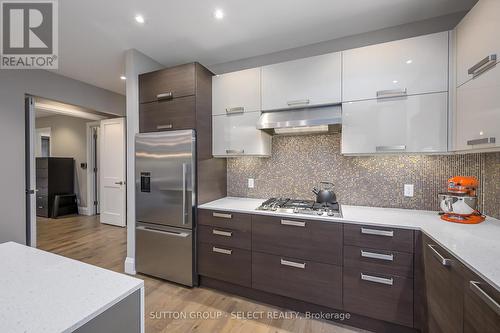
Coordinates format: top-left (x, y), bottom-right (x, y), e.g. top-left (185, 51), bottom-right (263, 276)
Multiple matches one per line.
top-left (25, 95), bottom-right (126, 248)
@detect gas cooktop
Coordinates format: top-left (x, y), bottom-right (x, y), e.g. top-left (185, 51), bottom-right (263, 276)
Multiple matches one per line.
top-left (256, 198), bottom-right (342, 218)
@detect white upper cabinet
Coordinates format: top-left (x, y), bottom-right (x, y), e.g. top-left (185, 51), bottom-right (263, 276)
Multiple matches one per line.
top-left (261, 52), bottom-right (342, 111)
top-left (212, 68), bottom-right (261, 116)
top-left (341, 92), bottom-right (448, 154)
top-left (343, 32), bottom-right (449, 102)
top-left (456, 0), bottom-right (500, 87)
top-left (454, 64), bottom-right (500, 151)
top-left (212, 111), bottom-right (272, 157)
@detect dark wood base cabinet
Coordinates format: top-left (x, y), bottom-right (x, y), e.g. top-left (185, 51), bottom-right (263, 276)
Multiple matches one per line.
top-left (252, 251), bottom-right (342, 309)
top-left (343, 267), bottom-right (414, 327)
top-left (200, 277), bottom-right (418, 333)
top-left (421, 234), bottom-right (500, 333)
top-left (198, 210), bottom-right (500, 333)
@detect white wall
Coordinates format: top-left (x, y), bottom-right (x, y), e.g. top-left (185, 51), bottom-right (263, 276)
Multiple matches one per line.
top-left (124, 49), bottom-right (163, 274)
top-left (36, 115), bottom-right (92, 208)
top-left (0, 69), bottom-right (125, 245)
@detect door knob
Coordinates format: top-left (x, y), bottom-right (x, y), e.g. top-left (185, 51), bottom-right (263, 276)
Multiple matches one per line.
top-left (115, 181), bottom-right (125, 185)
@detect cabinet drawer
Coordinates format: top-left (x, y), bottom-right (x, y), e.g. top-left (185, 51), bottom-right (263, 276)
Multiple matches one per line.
top-left (198, 242), bottom-right (251, 287)
top-left (36, 158), bottom-right (48, 169)
top-left (139, 96), bottom-right (196, 133)
top-left (198, 225), bottom-right (251, 251)
top-left (344, 224), bottom-right (413, 253)
top-left (139, 63), bottom-right (195, 103)
top-left (344, 245), bottom-right (413, 278)
top-left (36, 168), bottom-right (48, 179)
top-left (36, 195), bottom-right (48, 208)
top-left (252, 252), bottom-right (342, 309)
top-left (344, 267), bottom-right (414, 327)
top-left (252, 215), bottom-right (342, 265)
top-left (197, 209), bottom-right (251, 232)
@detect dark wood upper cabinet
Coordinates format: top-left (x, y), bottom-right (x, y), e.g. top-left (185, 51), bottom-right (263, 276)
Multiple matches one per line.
top-left (423, 235), bottom-right (465, 333)
top-left (139, 63), bottom-right (196, 103)
top-left (138, 62), bottom-right (215, 161)
top-left (463, 270), bottom-right (500, 333)
top-left (139, 96), bottom-right (196, 132)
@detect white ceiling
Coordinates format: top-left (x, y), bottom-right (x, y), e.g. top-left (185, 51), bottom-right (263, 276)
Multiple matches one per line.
top-left (54, 0), bottom-right (477, 95)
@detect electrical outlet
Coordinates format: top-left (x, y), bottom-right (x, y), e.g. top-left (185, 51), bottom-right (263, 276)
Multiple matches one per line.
top-left (248, 178), bottom-right (255, 189)
top-left (404, 184), bottom-right (414, 197)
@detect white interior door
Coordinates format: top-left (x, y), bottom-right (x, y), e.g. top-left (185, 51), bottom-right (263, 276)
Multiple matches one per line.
top-left (100, 118), bottom-right (126, 227)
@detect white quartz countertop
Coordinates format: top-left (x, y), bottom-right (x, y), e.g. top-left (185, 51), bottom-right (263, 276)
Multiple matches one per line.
top-left (199, 197), bottom-right (500, 291)
top-left (0, 242), bottom-right (144, 333)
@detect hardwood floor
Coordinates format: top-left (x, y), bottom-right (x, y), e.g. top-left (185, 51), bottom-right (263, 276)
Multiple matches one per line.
top-left (37, 215), bottom-right (367, 333)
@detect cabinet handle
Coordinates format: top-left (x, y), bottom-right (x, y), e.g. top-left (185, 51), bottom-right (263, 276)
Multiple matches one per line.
top-left (360, 250), bottom-right (394, 262)
top-left (361, 273), bottom-right (394, 286)
top-left (280, 259), bottom-right (306, 269)
top-left (280, 219), bottom-right (306, 227)
top-left (361, 227), bottom-right (394, 237)
top-left (226, 107), bottom-right (244, 114)
top-left (470, 281), bottom-right (500, 316)
top-left (468, 54), bottom-right (497, 78)
top-left (376, 88), bottom-right (407, 99)
top-left (38, 206), bottom-right (43, 209)
top-left (156, 92), bottom-right (173, 101)
top-left (428, 244), bottom-right (452, 266)
top-left (212, 212), bottom-right (232, 219)
top-left (212, 246), bottom-right (232, 255)
top-left (467, 137), bottom-right (496, 146)
top-left (225, 149), bottom-right (245, 155)
top-left (376, 145), bottom-right (406, 152)
top-left (212, 229), bottom-right (233, 237)
top-left (157, 124), bottom-right (173, 130)
top-left (287, 99), bottom-right (310, 107)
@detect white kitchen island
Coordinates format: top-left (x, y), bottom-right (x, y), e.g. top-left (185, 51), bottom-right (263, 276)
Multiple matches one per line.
top-left (0, 242), bottom-right (144, 333)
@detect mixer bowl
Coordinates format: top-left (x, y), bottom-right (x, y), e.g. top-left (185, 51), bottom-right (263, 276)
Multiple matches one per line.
top-left (438, 194), bottom-right (478, 215)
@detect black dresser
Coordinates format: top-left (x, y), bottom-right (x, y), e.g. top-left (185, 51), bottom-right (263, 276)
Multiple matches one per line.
top-left (36, 157), bottom-right (75, 218)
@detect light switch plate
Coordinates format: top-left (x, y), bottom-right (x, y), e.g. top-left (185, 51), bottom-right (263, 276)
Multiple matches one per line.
top-left (248, 178), bottom-right (255, 189)
top-left (404, 184), bottom-right (414, 197)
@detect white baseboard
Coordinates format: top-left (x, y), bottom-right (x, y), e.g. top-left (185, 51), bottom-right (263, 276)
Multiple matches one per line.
top-left (124, 257), bottom-right (136, 275)
top-left (78, 206), bottom-right (91, 216)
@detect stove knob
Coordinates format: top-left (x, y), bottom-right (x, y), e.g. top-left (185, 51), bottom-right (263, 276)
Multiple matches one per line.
top-left (317, 210), bottom-right (323, 215)
top-left (327, 211), bottom-right (335, 217)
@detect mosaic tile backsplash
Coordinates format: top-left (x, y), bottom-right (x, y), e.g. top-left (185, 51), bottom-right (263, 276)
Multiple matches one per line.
top-left (227, 133), bottom-right (500, 219)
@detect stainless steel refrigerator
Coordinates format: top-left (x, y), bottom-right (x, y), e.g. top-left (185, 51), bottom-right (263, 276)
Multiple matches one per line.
top-left (135, 130), bottom-right (196, 286)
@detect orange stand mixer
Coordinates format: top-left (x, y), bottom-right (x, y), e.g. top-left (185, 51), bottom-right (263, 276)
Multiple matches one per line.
top-left (438, 176), bottom-right (485, 224)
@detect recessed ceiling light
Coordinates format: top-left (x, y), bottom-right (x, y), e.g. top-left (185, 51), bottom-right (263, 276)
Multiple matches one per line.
top-left (214, 9), bottom-right (224, 20)
top-left (120, 75), bottom-right (126, 80)
top-left (406, 59), bottom-right (413, 64)
top-left (135, 15), bottom-right (145, 24)
top-left (393, 80), bottom-right (398, 84)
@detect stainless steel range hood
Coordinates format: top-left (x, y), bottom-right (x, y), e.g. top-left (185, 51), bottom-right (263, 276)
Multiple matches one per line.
top-left (256, 104), bottom-right (342, 135)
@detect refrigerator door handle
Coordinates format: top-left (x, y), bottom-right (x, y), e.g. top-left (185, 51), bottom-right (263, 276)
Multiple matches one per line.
top-left (182, 163), bottom-right (188, 225)
top-left (137, 226), bottom-right (190, 238)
